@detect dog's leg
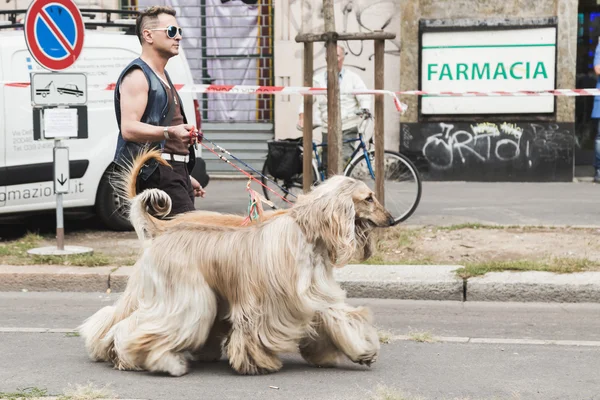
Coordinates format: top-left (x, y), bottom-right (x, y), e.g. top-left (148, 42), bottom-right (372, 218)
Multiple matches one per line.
top-left (225, 313), bottom-right (283, 375)
top-left (317, 305), bottom-right (380, 367)
top-left (189, 300), bottom-right (231, 363)
top-left (78, 266), bottom-right (142, 362)
top-left (109, 279), bottom-right (218, 376)
top-left (299, 312), bottom-right (344, 368)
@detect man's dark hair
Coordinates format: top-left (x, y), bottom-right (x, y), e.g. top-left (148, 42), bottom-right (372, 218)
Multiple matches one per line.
top-left (135, 6), bottom-right (177, 44)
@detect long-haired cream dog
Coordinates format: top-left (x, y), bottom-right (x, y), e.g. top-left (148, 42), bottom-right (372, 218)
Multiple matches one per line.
top-left (79, 149), bottom-right (286, 366)
top-left (87, 175), bottom-right (392, 376)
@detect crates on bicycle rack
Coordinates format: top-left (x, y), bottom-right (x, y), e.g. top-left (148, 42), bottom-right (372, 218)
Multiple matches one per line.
top-left (266, 138), bottom-right (304, 181)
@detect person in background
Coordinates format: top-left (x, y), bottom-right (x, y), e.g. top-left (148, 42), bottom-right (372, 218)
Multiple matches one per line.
top-left (113, 6), bottom-right (205, 216)
top-left (592, 35), bottom-right (600, 183)
top-left (297, 45), bottom-right (371, 170)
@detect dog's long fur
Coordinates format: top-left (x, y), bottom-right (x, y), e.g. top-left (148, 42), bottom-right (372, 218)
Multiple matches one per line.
top-left (117, 148), bottom-right (288, 242)
top-left (80, 175), bottom-right (392, 376)
top-left (79, 149), bottom-right (286, 363)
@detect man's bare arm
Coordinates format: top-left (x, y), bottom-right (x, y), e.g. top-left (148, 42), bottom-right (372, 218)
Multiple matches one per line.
top-left (595, 64), bottom-right (600, 76)
top-left (119, 69), bottom-right (194, 145)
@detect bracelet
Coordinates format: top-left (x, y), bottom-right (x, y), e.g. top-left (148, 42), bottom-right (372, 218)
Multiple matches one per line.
top-left (163, 126), bottom-right (170, 140)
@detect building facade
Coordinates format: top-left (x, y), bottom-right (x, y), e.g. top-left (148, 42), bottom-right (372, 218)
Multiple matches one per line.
top-left (4, 0), bottom-right (598, 181)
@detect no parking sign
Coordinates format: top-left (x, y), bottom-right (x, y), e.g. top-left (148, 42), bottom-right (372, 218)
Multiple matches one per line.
top-left (24, 0), bottom-right (85, 71)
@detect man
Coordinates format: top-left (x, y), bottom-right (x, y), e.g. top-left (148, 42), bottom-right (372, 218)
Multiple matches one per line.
top-left (297, 45), bottom-right (371, 169)
top-left (113, 6), bottom-right (205, 216)
top-left (593, 38), bottom-right (600, 183)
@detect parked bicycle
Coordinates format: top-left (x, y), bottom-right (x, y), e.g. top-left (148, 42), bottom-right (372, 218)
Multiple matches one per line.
top-left (261, 112), bottom-right (422, 224)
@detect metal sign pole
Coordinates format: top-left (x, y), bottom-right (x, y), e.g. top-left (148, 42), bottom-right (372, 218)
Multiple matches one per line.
top-left (24, 0), bottom-right (92, 257)
top-left (55, 139), bottom-right (65, 251)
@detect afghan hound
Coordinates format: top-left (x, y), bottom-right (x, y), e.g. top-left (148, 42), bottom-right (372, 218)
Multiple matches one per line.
top-left (78, 149), bottom-right (286, 364)
top-left (88, 175), bottom-right (392, 376)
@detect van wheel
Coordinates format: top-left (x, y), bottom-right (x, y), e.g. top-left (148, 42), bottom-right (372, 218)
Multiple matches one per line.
top-left (95, 171), bottom-right (131, 231)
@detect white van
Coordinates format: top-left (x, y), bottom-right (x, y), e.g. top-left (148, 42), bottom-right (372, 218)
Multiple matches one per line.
top-left (0, 12), bottom-right (206, 230)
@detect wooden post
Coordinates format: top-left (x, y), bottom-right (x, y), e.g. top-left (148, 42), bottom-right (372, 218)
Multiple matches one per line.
top-left (294, 19), bottom-right (395, 188)
top-left (374, 38), bottom-right (385, 205)
top-left (323, 0), bottom-right (342, 176)
top-left (302, 42), bottom-right (313, 193)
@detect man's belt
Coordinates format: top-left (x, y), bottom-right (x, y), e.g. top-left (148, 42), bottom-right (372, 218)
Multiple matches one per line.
top-left (161, 153), bottom-right (190, 163)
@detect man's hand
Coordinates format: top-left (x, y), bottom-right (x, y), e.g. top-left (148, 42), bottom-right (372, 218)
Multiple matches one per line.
top-left (297, 113), bottom-right (304, 130)
top-left (169, 124), bottom-right (197, 146)
top-left (190, 176), bottom-right (206, 198)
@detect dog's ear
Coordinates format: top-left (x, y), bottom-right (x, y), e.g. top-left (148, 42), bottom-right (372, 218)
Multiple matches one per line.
top-left (354, 219), bottom-right (374, 261)
top-left (293, 181), bottom-right (357, 265)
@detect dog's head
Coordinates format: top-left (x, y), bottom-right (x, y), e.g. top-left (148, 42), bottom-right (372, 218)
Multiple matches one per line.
top-left (292, 176), bottom-right (393, 266)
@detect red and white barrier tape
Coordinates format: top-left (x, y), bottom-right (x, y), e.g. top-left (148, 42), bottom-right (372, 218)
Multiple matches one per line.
top-left (395, 89), bottom-right (600, 97)
top-left (6, 81), bottom-right (600, 110)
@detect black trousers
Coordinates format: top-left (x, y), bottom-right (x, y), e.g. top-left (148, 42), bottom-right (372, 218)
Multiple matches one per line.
top-left (138, 161), bottom-right (195, 216)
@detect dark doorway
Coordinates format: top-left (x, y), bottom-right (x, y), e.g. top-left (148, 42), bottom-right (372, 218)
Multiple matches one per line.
top-left (576, 0), bottom-right (600, 167)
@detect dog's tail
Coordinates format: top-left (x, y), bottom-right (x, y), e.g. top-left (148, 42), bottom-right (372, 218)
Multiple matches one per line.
top-left (117, 149), bottom-right (173, 241)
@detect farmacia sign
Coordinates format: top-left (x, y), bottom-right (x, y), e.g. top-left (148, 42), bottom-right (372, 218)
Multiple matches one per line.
top-left (420, 27), bottom-right (556, 115)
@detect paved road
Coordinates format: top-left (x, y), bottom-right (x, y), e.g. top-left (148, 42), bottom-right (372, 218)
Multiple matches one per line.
top-left (197, 180), bottom-right (599, 227)
top-left (0, 180), bottom-right (597, 240)
top-left (1, 293), bottom-right (599, 400)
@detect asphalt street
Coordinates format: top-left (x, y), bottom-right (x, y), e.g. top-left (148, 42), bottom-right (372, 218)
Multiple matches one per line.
top-left (1, 293), bottom-right (599, 400)
top-left (197, 180), bottom-right (599, 227)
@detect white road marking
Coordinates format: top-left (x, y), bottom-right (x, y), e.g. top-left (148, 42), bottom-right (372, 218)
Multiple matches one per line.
top-left (2, 328), bottom-right (599, 347)
top-left (391, 334), bottom-right (600, 347)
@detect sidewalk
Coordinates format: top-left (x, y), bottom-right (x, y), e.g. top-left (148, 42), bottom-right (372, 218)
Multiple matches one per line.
top-left (2, 264), bottom-right (600, 303)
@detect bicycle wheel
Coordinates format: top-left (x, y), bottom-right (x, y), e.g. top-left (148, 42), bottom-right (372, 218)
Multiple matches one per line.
top-left (345, 150), bottom-right (422, 224)
top-left (260, 161), bottom-right (317, 209)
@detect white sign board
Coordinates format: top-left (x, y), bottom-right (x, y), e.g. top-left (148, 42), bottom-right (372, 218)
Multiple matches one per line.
top-left (31, 73), bottom-right (87, 106)
top-left (421, 27), bottom-right (556, 115)
top-left (43, 108), bottom-right (79, 139)
top-left (54, 147), bottom-right (70, 194)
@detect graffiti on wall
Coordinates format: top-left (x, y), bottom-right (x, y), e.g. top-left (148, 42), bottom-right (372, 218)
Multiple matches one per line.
top-left (287, 0), bottom-right (401, 66)
top-left (400, 122), bottom-right (574, 181)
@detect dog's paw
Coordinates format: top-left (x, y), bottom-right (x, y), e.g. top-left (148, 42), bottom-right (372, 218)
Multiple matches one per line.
top-left (151, 352), bottom-right (189, 377)
top-left (233, 362), bottom-right (279, 376)
top-left (353, 349), bottom-right (378, 367)
top-left (231, 354), bottom-right (283, 375)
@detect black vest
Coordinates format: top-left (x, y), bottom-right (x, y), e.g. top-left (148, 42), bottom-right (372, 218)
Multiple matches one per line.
top-left (113, 57), bottom-right (195, 180)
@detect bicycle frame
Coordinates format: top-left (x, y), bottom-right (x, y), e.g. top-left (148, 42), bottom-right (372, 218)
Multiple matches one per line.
top-left (311, 116), bottom-right (376, 182)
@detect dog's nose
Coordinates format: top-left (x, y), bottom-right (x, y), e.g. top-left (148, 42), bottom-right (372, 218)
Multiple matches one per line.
top-left (388, 215), bottom-right (395, 226)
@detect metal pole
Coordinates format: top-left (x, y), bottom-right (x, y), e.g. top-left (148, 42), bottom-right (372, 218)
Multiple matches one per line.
top-left (56, 193), bottom-right (64, 250)
top-left (374, 38), bottom-right (385, 205)
top-left (55, 139), bottom-right (65, 250)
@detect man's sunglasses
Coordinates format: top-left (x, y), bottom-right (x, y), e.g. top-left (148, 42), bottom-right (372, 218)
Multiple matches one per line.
top-left (147, 25), bottom-right (183, 39)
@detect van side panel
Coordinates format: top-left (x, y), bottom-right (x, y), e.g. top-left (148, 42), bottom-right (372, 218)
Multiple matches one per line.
top-left (0, 31), bottom-right (198, 216)
top-left (0, 45), bottom-right (5, 209)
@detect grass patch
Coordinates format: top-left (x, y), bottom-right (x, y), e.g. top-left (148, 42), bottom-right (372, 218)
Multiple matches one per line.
top-left (58, 383), bottom-right (116, 400)
top-left (438, 223), bottom-right (502, 231)
top-left (29, 253), bottom-right (112, 267)
top-left (378, 329), bottom-right (394, 344)
top-left (0, 232), bottom-right (133, 267)
top-left (0, 387), bottom-right (48, 399)
top-left (0, 233), bottom-right (43, 257)
top-left (370, 385), bottom-right (423, 400)
top-left (408, 331), bottom-right (436, 343)
top-left (65, 331), bottom-right (80, 338)
top-left (456, 257), bottom-right (595, 279)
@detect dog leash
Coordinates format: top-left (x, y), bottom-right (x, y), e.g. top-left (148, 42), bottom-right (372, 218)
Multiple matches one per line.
top-left (200, 135), bottom-right (299, 201)
top-left (189, 129), bottom-right (295, 206)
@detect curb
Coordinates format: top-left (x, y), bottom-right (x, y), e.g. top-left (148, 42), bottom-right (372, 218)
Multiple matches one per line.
top-left (2, 264), bottom-right (600, 303)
